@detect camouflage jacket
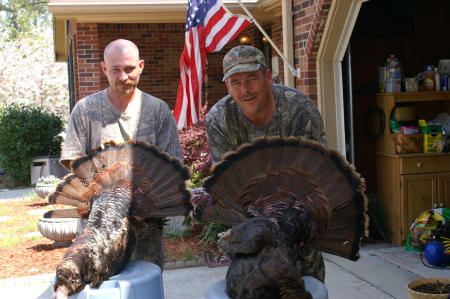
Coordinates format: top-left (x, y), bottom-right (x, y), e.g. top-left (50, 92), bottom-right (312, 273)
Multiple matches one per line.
top-left (60, 88), bottom-right (182, 169)
top-left (206, 84), bottom-right (327, 163)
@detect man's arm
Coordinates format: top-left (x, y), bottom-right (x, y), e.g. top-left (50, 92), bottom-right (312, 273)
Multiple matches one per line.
top-left (291, 91), bottom-right (327, 147)
top-left (205, 113), bottom-right (235, 164)
top-left (309, 112), bottom-right (327, 147)
top-left (60, 105), bottom-right (88, 170)
top-left (155, 105), bottom-right (183, 162)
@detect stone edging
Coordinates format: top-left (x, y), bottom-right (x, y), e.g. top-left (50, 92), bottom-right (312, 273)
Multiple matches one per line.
top-left (0, 259), bottom-right (207, 287)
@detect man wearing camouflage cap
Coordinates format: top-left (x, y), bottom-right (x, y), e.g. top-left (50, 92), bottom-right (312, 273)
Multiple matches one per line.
top-left (205, 45), bottom-right (327, 282)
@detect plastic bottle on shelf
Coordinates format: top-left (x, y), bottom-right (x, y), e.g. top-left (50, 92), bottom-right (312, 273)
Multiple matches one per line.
top-left (434, 67), bottom-right (441, 91)
top-left (390, 118), bottom-right (401, 134)
top-left (442, 131), bottom-right (448, 153)
top-left (423, 65), bottom-right (436, 91)
top-left (443, 73), bottom-right (449, 90)
top-left (386, 55), bottom-right (402, 79)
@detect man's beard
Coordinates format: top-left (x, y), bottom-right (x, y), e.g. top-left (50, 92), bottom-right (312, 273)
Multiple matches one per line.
top-left (116, 79), bottom-right (137, 95)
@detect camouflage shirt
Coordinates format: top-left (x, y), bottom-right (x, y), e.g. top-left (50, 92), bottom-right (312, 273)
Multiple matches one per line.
top-left (60, 88), bottom-right (182, 169)
top-left (206, 84), bottom-right (327, 163)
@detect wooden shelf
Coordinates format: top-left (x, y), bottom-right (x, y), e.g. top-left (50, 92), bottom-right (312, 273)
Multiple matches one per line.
top-left (375, 91), bottom-right (450, 246)
top-left (375, 91), bottom-right (450, 154)
top-left (375, 151), bottom-right (450, 157)
top-left (376, 90), bottom-right (450, 102)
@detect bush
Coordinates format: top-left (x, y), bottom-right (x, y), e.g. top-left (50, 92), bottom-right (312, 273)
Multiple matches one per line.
top-left (0, 104), bottom-right (64, 185)
top-left (178, 103), bottom-right (212, 188)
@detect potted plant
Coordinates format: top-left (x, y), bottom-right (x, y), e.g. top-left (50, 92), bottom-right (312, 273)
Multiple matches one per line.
top-left (407, 278), bottom-right (450, 299)
top-left (34, 175), bottom-right (62, 199)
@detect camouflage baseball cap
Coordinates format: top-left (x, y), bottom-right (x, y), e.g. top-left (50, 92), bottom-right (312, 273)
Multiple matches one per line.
top-left (222, 45), bottom-right (266, 81)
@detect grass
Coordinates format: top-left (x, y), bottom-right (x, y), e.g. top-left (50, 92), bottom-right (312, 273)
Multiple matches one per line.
top-left (0, 193), bottom-right (44, 248)
top-left (0, 184), bottom-right (219, 264)
top-left (164, 227), bottom-right (193, 240)
top-left (197, 222), bottom-right (231, 245)
top-left (179, 244), bottom-right (199, 261)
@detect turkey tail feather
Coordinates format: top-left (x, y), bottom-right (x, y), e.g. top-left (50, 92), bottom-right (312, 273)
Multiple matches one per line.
top-left (47, 140), bottom-right (193, 220)
top-left (200, 136), bottom-right (368, 261)
top-left (44, 209), bottom-right (80, 219)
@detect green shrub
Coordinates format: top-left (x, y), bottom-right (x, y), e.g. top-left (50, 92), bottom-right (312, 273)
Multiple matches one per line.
top-left (197, 222), bottom-right (231, 246)
top-left (0, 104), bottom-right (64, 185)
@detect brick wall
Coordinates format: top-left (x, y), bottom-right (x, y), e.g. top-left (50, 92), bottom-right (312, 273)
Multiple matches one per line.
top-left (67, 4), bottom-right (331, 110)
top-left (271, 16), bottom-right (284, 83)
top-left (74, 23), bottom-right (101, 100)
top-left (70, 20), bottom-right (283, 110)
top-left (293, 0), bottom-right (331, 103)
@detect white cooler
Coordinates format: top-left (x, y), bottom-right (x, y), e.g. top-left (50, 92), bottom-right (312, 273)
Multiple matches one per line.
top-left (30, 155), bottom-right (69, 184)
top-left (51, 260), bottom-right (164, 299)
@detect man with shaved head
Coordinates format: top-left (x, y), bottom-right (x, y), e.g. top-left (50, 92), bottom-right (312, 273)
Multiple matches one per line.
top-left (60, 39), bottom-right (182, 269)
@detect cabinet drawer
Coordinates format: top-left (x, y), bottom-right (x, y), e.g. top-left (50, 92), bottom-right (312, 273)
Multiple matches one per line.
top-left (400, 155), bottom-right (450, 174)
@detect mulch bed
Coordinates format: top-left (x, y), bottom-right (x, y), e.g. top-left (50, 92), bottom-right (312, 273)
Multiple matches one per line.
top-left (0, 198), bottom-right (221, 280)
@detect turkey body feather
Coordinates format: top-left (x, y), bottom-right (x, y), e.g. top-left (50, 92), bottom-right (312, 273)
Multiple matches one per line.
top-left (47, 141), bottom-right (193, 299)
top-left (194, 136), bottom-right (369, 299)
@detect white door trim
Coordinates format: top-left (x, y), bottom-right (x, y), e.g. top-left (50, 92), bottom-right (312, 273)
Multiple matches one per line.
top-left (316, 0), bottom-right (367, 152)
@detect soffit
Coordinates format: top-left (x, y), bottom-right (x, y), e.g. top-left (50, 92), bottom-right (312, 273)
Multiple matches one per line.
top-left (48, 0), bottom-right (281, 23)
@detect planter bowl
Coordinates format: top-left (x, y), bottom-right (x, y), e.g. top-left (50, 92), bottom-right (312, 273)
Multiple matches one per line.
top-left (38, 216), bottom-right (78, 247)
top-left (35, 184), bottom-right (58, 199)
top-left (407, 278), bottom-right (450, 299)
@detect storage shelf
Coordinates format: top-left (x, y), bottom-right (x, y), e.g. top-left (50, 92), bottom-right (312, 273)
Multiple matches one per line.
top-left (376, 90), bottom-right (450, 102)
top-left (375, 151), bottom-right (450, 157)
top-left (374, 91), bottom-right (450, 246)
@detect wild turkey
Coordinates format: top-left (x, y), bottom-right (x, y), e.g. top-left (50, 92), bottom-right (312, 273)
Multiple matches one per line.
top-left (46, 140), bottom-right (193, 299)
top-left (194, 136), bottom-right (369, 299)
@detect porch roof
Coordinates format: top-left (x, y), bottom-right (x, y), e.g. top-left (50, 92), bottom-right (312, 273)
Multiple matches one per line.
top-left (48, 0), bottom-right (281, 23)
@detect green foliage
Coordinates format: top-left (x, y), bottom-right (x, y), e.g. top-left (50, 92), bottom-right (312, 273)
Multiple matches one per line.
top-left (164, 227), bottom-right (193, 240)
top-left (187, 170), bottom-right (207, 189)
top-left (179, 244), bottom-right (200, 261)
top-left (0, 0), bottom-right (50, 38)
top-left (197, 222), bottom-right (231, 246)
top-left (178, 103), bottom-right (212, 187)
top-left (23, 190), bottom-right (40, 201)
top-left (0, 104), bottom-right (64, 185)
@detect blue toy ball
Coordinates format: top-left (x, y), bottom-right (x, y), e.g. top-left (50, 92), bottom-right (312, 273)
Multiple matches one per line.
top-left (424, 241), bottom-right (450, 268)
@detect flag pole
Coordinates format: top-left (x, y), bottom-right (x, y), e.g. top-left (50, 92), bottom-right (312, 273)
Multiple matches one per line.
top-left (235, 0), bottom-right (300, 78)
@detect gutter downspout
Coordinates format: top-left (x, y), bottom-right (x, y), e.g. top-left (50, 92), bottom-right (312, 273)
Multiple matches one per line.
top-left (282, 0), bottom-right (295, 88)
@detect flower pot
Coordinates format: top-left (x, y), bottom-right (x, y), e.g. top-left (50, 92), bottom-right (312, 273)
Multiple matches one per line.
top-left (34, 183), bottom-right (58, 199)
top-left (407, 278), bottom-right (450, 299)
top-left (38, 216), bottom-right (78, 247)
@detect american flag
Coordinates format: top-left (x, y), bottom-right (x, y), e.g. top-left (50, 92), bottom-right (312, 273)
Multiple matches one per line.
top-left (174, 0), bottom-right (251, 129)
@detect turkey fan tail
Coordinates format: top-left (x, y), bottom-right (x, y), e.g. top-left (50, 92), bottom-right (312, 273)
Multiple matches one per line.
top-left (67, 140), bottom-right (193, 220)
top-left (44, 209), bottom-right (80, 219)
top-left (48, 174), bottom-right (89, 205)
top-left (315, 148), bottom-right (367, 210)
top-left (303, 146), bottom-right (368, 260)
top-left (201, 136), bottom-right (368, 260)
top-left (202, 136), bottom-right (329, 220)
top-left (309, 191), bottom-right (369, 260)
top-left (193, 204), bottom-right (245, 226)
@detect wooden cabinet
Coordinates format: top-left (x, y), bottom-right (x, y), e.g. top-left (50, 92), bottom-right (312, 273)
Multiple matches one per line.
top-left (375, 91), bottom-right (450, 246)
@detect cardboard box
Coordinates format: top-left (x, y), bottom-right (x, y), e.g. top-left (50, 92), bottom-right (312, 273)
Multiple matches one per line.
top-left (419, 120), bottom-right (442, 153)
top-left (393, 107), bottom-right (417, 121)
